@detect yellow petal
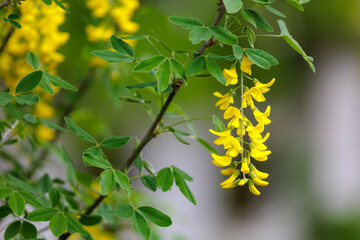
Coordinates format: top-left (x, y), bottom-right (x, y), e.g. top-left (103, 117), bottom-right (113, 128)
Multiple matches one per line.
top-left (248, 180), bottom-right (260, 195)
top-left (221, 166), bottom-right (235, 176)
top-left (220, 172), bottom-right (239, 186)
top-left (211, 154), bottom-right (232, 167)
top-left (240, 161), bottom-right (250, 174)
top-left (240, 56), bottom-right (254, 75)
top-left (209, 129), bottom-right (231, 137)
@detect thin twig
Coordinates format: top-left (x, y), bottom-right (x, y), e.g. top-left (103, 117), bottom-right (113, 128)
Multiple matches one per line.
top-left (58, 2), bottom-right (226, 239)
top-left (0, 27), bottom-right (14, 54)
top-left (0, 0), bottom-right (11, 9)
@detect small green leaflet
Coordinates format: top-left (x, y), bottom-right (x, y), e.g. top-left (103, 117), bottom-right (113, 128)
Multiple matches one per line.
top-left (9, 192), bottom-right (25, 216)
top-left (42, 0), bottom-right (52, 5)
top-left (64, 117), bottom-right (97, 143)
top-left (263, 4), bottom-right (287, 18)
top-left (4, 221), bottom-right (21, 240)
top-left (100, 169), bottom-right (115, 195)
top-left (286, 0), bottom-right (304, 11)
top-left (133, 56), bottom-right (166, 72)
top-left (15, 71), bottom-right (43, 94)
top-left (100, 136), bottom-right (131, 149)
top-left (206, 57), bottom-right (226, 85)
top-left (82, 152), bottom-right (112, 169)
top-left (185, 56), bottom-right (206, 77)
top-left (170, 58), bottom-right (186, 80)
top-left (92, 50), bottom-right (133, 63)
top-left (126, 81), bottom-right (157, 89)
top-left (156, 59), bottom-right (171, 93)
top-left (49, 213), bottom-right (68, 237)
top-left (233, 45), bottom-right (244, 61)
top-left (173, 168), bottom-right (196, 205)
top-left (196, 137), bottom-right (220, 155)
top-left (156, 167), bottom-right (174, 192)
top-left (64, 212), bottom-right (87, 235)
top-left (53, 0), bottom-right (70, 13)
top-left (132, 211), bottom-right (150, 240)
top-left (241, 9), bottom-right (273, 32)
top-left (209, 26), bottom-right (238, 45)
top-left (115, 203), bottom-right (134, 219)
top-left (138, 206), bottom-right (172, 227)
top-left (26, 52), bottom-right (40, 70)
top-left (39, 75), bottom-right (54, 94)
top-left (21, 221), bottom-right (37, 239)
top-left (43, 72), bottom-right (77, 91)
top-left (27, 208), bottom-right (59, 221)
top-left (141, 175), bottom-right (157, 192)
top-left (0, 187), bottom-right (13, 198)
top-left (188, 26), bottom-right (211, 44)
top-left (113, 169), bottom-right (131, 195)
top-left (168, 16), bottom-right (204, 30)
top-left (223, 0), bottom-right (243, 14)
top-left (0, 92), bottom-right (14, 106)
top-left (40, 118), bottom-right (69, 133)
top-left (110, 35), bottom-right (135, 57)
top-left (15, 94), bottom-right (39, 105)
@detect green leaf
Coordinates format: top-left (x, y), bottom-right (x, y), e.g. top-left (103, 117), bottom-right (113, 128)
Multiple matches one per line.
top-left (246, 48), bottom-right (278, 66)
top-left (18, 191), bottom-right (43, 207)
top-left (64, 212), bottom-right (87, 235)
top-left (82, 146), bottom-right (103, 166)
top-left (49, 188), bottom-right (60, 206)
top-left (7, 14), bottom-right (19, 20)
top-left (126, 81), bottom-right (157, 89)
top-left (4, 221), bottom-right (21, 240)
top-left (115, 203), bottom-right (134, 219)
top-left (0, 206), bottom-right (12, 218)
top-left (138, 207), bottom-right (172, 227)
top-left (156, 59), bottom-right (171, 93)
top-left (241, 9), bottom-right (273, 31)
top-left (286, 0), bottom-right (304, 11)
top-left (9, 20), bottom-right (21, 29)
top-left (185, 56), bottom-right (206, 77)
top-left (15, 71), bottom-right (42, 94)
top-left (196, 137), bottom-right (220, 155)
top-left (133, 56), bottom-right (166, 72)
top-left (241, 9), bottom-right (256, 28)
top-left (27, 208), bottom-right (58, 221)
top-left (39, 118), bottom-right (68, 133)
top-left (36, 174), bottom-right (52, 193)
top-left (26, 52), bottom-right (39, 70)
top-left (232, 45), bottom-right (244, 61)
top-left (113, 169), bottom-right (131, 195)
top-left (209, 26), bottom-right (237, 45)
top-left (245, 49), bottom-right (270, 69)
top-left (156, 168), bottom-right (174, 192)
top-left (8, 192), bottom-right (25, 216)
top-left (23, 114), bottom-right (37, 124)
top-left (6, 174), bottom-right (41, 194)
top-left (110, 35), bottom-right (134, 57)
top-left (58, 145), bottom-right (76, 186)
top-left (245, 26), bottom-right (256, 48)
top-left (39, 75), bottom-right (54, 94)
top-left (92, 50), bottom-right (133, 63)
top-left (171, 165), bottom-right (193, 181)
top-left (21, 221), bottom-right (37, 239)
top-left (15, 94), bottom-right (39, 105)
top-left (206, 57), bottom-right (226, 85)
top-left (0, 92), bottom-right (14, 106)
top-left (172, 132), bottom-right (190, 145)
top-left (0, 187), bottom-right (13, 198)
top-left (188, 26), bottom-right (211, 44)
top-left (50, 213), bottom-right (68, 237)
top-left (64, 117), bottom-right (97, 143)
top-left (42, 0), bottom-right (52, 5)
top-left (207, 53), bottom-right (235, 61)
top-left (100, 169), bottom-right (115, 195)
top-left (168, 16), bottom-right (204, 30)
top-left (263, 4), bottom-right (287, 18)
top-left (79, 215), bottom-right (102, 226)
top-left (82, 152), bottom-right (112, 169)
top-left (132, 211), bottom-right (150, 240)
top-left (170, 59), bottom-right (186, 80)
top-left (53, 0), bottom-right (70, 13)
top-left (43, 72), bottom-right (77, 91)
top-left (141, 175), bottom-right (157, 192)
top-left (173, 169), bottom-right (196, 205)
top-left (223, 0), bottom-right (243, 14)
top-left (100, 136), bottom-right (131, 149)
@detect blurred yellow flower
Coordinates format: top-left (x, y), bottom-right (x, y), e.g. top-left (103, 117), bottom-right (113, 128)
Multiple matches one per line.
top-left (240, 55), bottom-right (254, 75)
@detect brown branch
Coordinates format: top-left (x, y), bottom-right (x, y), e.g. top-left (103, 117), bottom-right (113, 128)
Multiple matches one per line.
top-left (0, 27), bottom-right (14, 54)
top-left (0, 0), bottom-right (11, 9)
top-left (58, 2), bottom-right (226, 239)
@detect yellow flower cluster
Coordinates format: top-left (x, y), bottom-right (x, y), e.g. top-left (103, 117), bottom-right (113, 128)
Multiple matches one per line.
top-left (210, 57), bottom-right (275, 195)
top-left (0, 0), bottom-right (69, 141)
top-left (85, 0), bottom-right (140, 43)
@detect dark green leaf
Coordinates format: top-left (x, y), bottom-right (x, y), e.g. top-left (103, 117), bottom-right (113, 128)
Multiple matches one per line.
top-left (170, 59), bottom-right (186, 80)
top-left (132, 211), bottom-right (150, 240)
top-left (0, 92), bottom-right (14, 106)
top-left (126, 81), bottom-right (157, 89)
top-left (36, 174), bottom-right (52, 193)
top-left (232, 45), bottom-right (244, 61)
top-left (241, 9), bottom-right (273, 31)
top-left (245, 48), bottom-right (278, 66)
top-left (0, 206), bottom-right (12, 218)
top-left (18, 191), bottom-right (43, 207)
top-left (50, 213), bottom-right (68, 237)
top-left (110, 35), bottom-right (134, 57)
top-left (286, 0), bottom-right (304, 11)
top-left (115, 203), bottom-right (134, 219)
top-left (82, 152), bottom-right (112, 169)
top-left (113, 169), bottom-right (131, 195)
top-left (39, 75), bottom-right (54, 94)
top-left (173, 169), bottom-right (196, 205)
top-left (207, 53), bottom-right (235, 61)
top-left (15, 94), bottom-right (39, 105)
top-left (64, 212), bottom-right (87, 235)
top-left (100, 136), bottom-right (131, 149)
top-left (92, 50), bottom-right (132, 63)
top-left (171, 165), bottom-right (193, 181)
top-left (26, 52), bottom-right (39, 70)
top-left (53, 0), bottom-right (70, 13)
top-left (156, 59), bottom-right (171, 93)
top-left (172, 132), bottom-right (190, 145)
top-left (138, 206), bottom-right (172, 227)
top-left (141, 175), bottom-right (157, 192)
top-left (65, 117), bottom-right (97, 143)
top-left (209, 26), bottom-right (237, 45)
top-left (4, 221), bottom-right (21, 240)
top-left (245, 49), bottom-right (270, 69)
top-left (156, 168), bottom-right (174, 192)
top-left (21, 221), bottom-right (37, 239)
top-left (8, 192), bottom-right (25, 216)
top-left (133, 56), bottom-right (166, 72)
top-left (188, 26), bottom-right (211, 44)
top-left (245, 26), bottom-right (256, 48)
top-left (100, 169), bottom-right (115, 195)
top-left (27, 207), bottom-right (59, 221)
top-left (206, 57), bottom-right (226, 85)
top-left (42, 0), bottom-right (52, 5)
top-left (15, 71), bottom-right (42, 94)
top-left (43, 72), bottom-right (77, 91)
top-left (168, 16), bottom-right (204, 30)
top-left (223, 0), bottom-right (243, 14)
top-left (9, 20), bottom-right (21, 29)
top-left (241, 9), bottom-right (256, 28)
top-left (79, 215), bottom-right (102, 226)
top-left (7, 14), bottom-right (19, 20)
top-left (39, 118), bottom-right (68, 133)
top-left (185, 56), bottom-right (206, 77)
top-left (0, 187), bottom-right (13, 198)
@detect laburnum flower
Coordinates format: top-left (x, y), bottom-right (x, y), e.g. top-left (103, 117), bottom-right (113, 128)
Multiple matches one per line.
top-left (211, 154), bottom-right (232, 167)
top-left (255, 78), bottom-right (276, 93)
top-left (209, 129), bottom-right (232, 147)
top-left (249, 164), bottom-right (269, 179)
top-left (213, 92), bottom-right (234, 110)
top-left (236, 117), bottom-right (248, 136)
top-left (220, 171), bottom-right (239, 189)
top-left (250, 144), bottom-right (271, 161)
top-left (246, 122), bottom-right (264, 140)
top-left (221, 165), bottom-right (236, 176)
top-left (223, 106), bottom-right (242, 128)
top-left (242, 87), bottom-right (265, 109)
top-left (251, 132), bottom-right (270, 151)
top-left (250, 172), bottom-right (269, 186)
top-left (224, 137), bottom-right (242, 157)
top-left (248, 180), bottom-right (260, 195)
top-left (223, 66), bottom-right (238, 86)
top-left (240, 55), bottom-right (254, 75)
top-left (253, 106), bottom-right (271, 125)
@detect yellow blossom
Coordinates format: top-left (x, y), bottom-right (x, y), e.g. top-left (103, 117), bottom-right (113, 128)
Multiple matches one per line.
top-left (240, 55), bottom-right (254, 75)
top-left (209, 129), bottom-right (232, 147)
top-left (238, 178), bottom-right (248, 186)
top-left (248, 180), bottom-right (261, 195)
top-left (250, 172), bottom-right (269, 186)
top-left (253, 106), bottom-right (271, 125)
top-left (250, 164), bottom-right (269, 180)
top-left (241, 87), bottom-right (265, 109)
top-left (36, 125), bottom-right (56, 141)
top-left (250, 147), bottom-right (271, 162)
top-left (223, 66), bottom-right (238, 86)
top-left (246, 122), bottom-right (264, 140)
top-left (34, 101), bottom-right (55, 119)
top-left (240, 161), bottom-right (250, 174)
top-left (224, 137), bottom-right (242, 157)
top-left (220, 171), bottom-right (239, 187)
top-left (221, 166), bottom-right (235, 176)
top-left (211, 154), bottom-right (232, 167)
top-left (213, 92), bottom-right (234, 110)
top-left (251, 132), bottom-right (270, 151)
top-left (255, 78), bottom-right (275, 93)
top-left (223, 106), bottom-right (242, 128)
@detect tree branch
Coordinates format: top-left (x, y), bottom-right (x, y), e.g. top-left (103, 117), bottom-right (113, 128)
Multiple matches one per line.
top-left (0, 0), bottom-right (11, 9)
top-left (0, 27), bottom-right (14, 54)
top-left (58, 2), bottom-right (226, 239)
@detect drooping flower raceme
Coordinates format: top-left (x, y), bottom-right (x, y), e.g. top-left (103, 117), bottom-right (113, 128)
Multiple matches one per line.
top-left (209, 59), bottom-right (275, 195)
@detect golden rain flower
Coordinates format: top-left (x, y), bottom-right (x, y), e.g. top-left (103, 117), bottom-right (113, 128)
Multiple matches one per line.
top-left (223, 66), bottom-right (238, 86)
top-left (213, 92), bottom-right (234, 110)
top-left (255, 78), bottom-right (276, 93)
top-left (253, 106), bottom-right (271, 125)
top-left (240, 55), bottom-right (254, 75)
